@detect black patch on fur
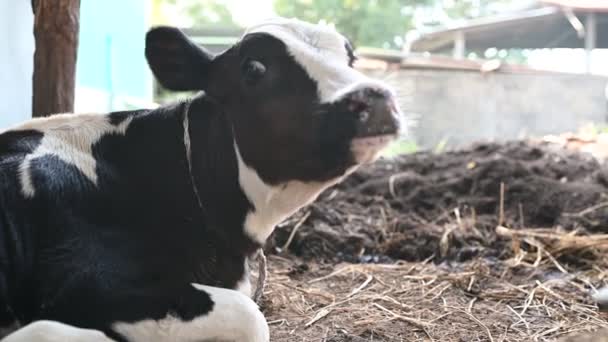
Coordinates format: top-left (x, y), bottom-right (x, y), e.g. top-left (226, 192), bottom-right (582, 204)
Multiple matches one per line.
top-left (0, 130), bottom-right (43, 160)
top-left (0, 129), bottom-right (44, 329)
top-left (345, 39), bottom-right (357, 67)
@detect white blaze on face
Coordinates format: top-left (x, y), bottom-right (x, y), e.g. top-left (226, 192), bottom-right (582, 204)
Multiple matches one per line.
top-left (243, 17), bottom-right (391, 103)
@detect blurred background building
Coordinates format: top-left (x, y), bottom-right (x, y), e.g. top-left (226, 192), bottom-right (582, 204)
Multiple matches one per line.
top-left (1, 0), bottom-right (607, 152)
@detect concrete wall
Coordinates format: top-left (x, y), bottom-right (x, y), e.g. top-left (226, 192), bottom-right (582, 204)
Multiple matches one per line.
top-left (366, 68), bottom-right (608, 150)
top-left (0, 1), bottom-right (34, 129)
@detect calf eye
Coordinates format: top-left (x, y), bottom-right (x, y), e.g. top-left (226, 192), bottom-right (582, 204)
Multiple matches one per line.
top-left (241, 59), bottom-right (266, 85)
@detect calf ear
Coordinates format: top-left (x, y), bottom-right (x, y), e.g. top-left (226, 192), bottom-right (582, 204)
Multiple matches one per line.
top-left (145, 26), bottom-right (214, 91)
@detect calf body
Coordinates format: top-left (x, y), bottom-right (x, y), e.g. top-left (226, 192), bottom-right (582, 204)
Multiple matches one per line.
top-left (0, 18), bottom-right (403, 341)
top-left (0, 103), bottom-right (261, 340)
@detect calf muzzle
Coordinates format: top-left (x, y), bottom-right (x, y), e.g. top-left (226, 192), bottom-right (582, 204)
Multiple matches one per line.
top-left (340, 87), bottom-right (401, 139)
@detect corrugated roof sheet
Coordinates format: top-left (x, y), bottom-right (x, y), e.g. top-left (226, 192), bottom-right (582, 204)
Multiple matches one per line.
top-left (408, 1), bottom-right (608, 52)
top-left (355, 52), bottom-right (574, 75)
top-left (541, 0), bottom-right (608, 12)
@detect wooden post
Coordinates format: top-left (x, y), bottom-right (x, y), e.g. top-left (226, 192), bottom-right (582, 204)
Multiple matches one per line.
top-left (31, 0), bottom-right (81, 117)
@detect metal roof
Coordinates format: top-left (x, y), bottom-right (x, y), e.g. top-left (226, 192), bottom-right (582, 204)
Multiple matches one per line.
top-left (409, 1), bottom-right (608, 53)
top-left (541, 0), bottom-right (608, 12)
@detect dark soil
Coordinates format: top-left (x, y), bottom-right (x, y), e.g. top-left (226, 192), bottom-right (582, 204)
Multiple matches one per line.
top-left (266, 140), bottom-right (608, 264)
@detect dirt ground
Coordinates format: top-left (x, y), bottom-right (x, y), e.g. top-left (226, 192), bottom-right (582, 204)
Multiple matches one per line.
top-left (257, 140), bottom-right (608, 341)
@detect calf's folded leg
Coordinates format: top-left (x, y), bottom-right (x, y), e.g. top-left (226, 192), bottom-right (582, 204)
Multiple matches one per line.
top-left (112, 284), bottom-right (269, 342)
top-left (1, 320), bottom-right (114, 342)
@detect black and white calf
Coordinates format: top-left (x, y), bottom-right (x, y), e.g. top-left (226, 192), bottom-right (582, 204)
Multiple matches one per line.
top-left (0, 18), bottom-right (404, 341)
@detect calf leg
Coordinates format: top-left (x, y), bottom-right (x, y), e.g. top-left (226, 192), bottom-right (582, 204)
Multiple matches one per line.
top-left (112, 284), bottom-right (269, 342)
top-left (1, 320), bottom-right (114, 342)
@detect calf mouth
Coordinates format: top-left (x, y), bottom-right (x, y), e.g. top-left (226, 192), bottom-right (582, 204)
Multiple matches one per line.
top-left (351, 133), bottom-right (397, 150)
top-left (350, 133), bottom-right (398, 164)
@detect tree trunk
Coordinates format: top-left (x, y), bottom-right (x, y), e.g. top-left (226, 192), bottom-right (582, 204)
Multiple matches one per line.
top-left (32, 0), bottom-right (81, 117)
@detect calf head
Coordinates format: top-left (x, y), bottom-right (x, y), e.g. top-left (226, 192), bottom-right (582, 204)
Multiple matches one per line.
top-left (146, 17), bottom-right (406, 243)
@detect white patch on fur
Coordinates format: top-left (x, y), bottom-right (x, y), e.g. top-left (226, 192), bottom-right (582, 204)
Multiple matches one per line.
top-left (244, 17), bottom-right (393, 104)
top-left (7, 113), bottom-right (133, 197)
top-left (2, 320), bottom-right (113, 342)
top-left (112, 284), bottom-right (269, 342)
top-left (234, 141), bottom-right (357, 244)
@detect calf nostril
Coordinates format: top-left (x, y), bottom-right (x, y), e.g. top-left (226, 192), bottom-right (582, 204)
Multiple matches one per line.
top-left (348, 100), bottom-right (368, 113)
top-left (358, 111), bottom-right (370, 123)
